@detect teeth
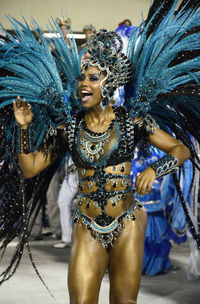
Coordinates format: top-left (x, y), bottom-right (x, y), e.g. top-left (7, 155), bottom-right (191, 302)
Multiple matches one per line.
top-left (81, 90), bottom-right (93, 98)
top-left (81, 90), bottom-right (90, 93)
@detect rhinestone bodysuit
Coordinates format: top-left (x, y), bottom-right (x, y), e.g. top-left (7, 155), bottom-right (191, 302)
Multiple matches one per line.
top-left (59, 106), bottom-right (157, 248)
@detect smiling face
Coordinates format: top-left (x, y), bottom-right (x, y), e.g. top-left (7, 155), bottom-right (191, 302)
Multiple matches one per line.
top-left (77, 65), bottom-right (106, 109)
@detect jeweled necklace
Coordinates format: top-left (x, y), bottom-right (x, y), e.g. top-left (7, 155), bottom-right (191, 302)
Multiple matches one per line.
top-left (80, 119), bottom-right (113, 162)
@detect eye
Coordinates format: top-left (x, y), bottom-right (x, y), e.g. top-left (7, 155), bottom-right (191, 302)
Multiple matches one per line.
top-left (90, 75), bottom-right (99, 81)
top-left (77, 74), bottom-right (85, 81)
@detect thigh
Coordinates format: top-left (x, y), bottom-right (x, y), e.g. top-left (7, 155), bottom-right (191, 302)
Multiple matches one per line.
top-left (68, 221), bottom-right (108, 304)
top-left (108, 207), bottom-right (147, 304)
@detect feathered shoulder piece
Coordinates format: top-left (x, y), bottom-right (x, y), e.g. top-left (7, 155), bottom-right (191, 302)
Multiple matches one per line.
top-left (0, 16), bottom-right (81, 155)
top-left (0, 16), bottom-right (82, 286)
top-left (125, 0), bottom-right (200, 163)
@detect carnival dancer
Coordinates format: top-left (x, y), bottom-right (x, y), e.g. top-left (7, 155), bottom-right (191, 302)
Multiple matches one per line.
top-left (11, 35), bottom-right (190, 304)
top-left (0, 1), bottom-right (200, 303)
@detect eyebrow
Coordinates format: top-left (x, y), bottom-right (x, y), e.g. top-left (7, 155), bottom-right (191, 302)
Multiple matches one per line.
top-left (80, 72), bottom-right (99, 75)
top-left (79, 72), bottom-right (102, 77)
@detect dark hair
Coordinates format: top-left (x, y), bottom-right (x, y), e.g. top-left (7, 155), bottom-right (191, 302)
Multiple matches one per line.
top-left (118, 19), bottom-right (132, 27)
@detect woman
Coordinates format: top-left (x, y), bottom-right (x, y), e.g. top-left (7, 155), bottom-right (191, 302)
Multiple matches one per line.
top-left (1, 1), bottom-right (200, 302)
top-left (13, 50), bottom-right (190, 304)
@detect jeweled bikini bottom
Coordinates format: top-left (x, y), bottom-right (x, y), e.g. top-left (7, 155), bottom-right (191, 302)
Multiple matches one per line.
top-left (73, 200), bottom-right (142, 250)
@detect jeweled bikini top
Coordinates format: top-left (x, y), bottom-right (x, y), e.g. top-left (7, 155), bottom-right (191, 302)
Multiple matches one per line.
top-left (64, 106), bottom-right (158, 167)
top-left (43, 106), bottom-right (158, 226)
top-left (65, 106), bottom-right (136, 168)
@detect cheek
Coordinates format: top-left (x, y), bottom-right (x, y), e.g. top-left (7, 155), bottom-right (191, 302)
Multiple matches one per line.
top-left (93, 82), bottom-right (102, 91)
top-left (77, 83), bottom-right (81, 92)
top-left (94, 86), bottom-right (102, 98)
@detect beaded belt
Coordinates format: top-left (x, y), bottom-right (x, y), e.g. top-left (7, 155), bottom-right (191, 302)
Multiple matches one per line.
top-left (73, 199), bottom-right (141, 250)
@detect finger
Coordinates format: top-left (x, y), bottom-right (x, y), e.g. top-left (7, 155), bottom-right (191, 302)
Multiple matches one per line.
top-left (137, 177), bottom-right (151, 195)
top-left (146, 178), bottom-right (155, 193)
top-left (135, 173), bottom-right (142, 188)
top-left (136, 173), bottom-right (147, 191)
top-left (146, 175), bottom-right (156, 193)
top-left (16, 96), bottom-right (21, 108)
top-left (136, 179), bottom-right (146, 195)
top-left (22, 98), bottom-right (27, 107)
top-left (140, 181), bottom-right (150, 195)
top-left (145, 186), bottom-right (152, 194)
top-left (13, 100), bottom-right (17, 111)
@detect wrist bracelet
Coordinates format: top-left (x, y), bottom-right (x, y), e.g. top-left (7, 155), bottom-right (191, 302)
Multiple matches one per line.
top-left (15, 123), bottom-right (34, 154)
top-left (151, 154), bottom-right (179, 178)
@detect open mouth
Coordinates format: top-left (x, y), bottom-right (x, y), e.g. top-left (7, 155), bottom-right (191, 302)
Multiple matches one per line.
top-left (81, 90), bottom-right (93, 102)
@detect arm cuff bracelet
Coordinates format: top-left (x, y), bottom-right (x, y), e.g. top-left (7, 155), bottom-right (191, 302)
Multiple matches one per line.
top-left (151, 154), bottom-right (179, 178)
top-left (135, 114), bottom-right (159, 135)
top-left (16, 123), bottom-right (34, 154)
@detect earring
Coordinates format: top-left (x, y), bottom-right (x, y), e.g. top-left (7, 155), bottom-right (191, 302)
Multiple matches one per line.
top-left (74, 91), bottom-right (80, 100)
top-left (100, 99), bottom-right (105, 110)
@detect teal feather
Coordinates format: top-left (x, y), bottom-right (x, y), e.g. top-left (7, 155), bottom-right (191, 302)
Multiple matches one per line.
top-left (0, 15), bottom-right (81, 154)
top-left (126, 3), bottom-right (200, 105)
top-left (123, 0), bottom-right (200, 169)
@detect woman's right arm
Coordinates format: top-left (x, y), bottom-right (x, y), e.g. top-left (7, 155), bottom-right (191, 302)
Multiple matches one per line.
top-left (13, 96), bottom-right (53, 178)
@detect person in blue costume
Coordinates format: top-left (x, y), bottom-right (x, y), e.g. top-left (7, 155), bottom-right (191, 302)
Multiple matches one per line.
top-left (0, 1), bottom-right (200, 303)
top-left (131, 147), bottom-right (194, 275)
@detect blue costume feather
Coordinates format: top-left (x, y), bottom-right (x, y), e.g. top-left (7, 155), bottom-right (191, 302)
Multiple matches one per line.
top-left (0, 16), bottom-right (82, 155)
top-left (0, 17), bottom-right (82, 285)
top-left (125, 1), bottom-right (200, 168)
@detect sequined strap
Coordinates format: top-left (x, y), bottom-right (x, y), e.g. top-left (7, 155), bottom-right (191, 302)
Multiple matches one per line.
top-left (135, 114), bottom-right (159, 135)
top-left (79, 172), bottom-right (130, 182)
top-left (64, 116), bottom-right (76, 151)
top-left (73, 201), bottom-right (139, 229)
top-left (38, 126), bottom-right (67, 159)
top-left (76, 188), bottom-right (132, 209)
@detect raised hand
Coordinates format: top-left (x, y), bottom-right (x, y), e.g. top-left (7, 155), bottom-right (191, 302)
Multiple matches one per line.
top-left (135, 166), bottom-right (156, 196)
top-left (13, 96), bottom-right (33, 128)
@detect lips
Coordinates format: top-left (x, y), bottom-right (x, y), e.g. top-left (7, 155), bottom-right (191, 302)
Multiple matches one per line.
top-left (80, 90), bottom-right (93, 102)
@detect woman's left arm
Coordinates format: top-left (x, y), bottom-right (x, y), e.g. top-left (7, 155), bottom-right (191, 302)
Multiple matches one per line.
top-left (135, 128), bottom-right (190, 195)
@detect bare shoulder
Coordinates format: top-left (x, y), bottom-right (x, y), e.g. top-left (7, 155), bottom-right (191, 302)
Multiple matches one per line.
top-left (133, 116), bottom-right (142, 124)
top-left (57, 123), bottom-right (66, 129)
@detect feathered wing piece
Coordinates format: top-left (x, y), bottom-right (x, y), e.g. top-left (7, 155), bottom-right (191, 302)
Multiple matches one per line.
top-left (45, 17), bottom-right (83, 114)
top-left (126, 0), bottom-right (200, 162)
top-left (0, 16), bottom-right (81, 285)
top-left (126, 0), bottom-right (200, 247)
top-left (143, 0), bottom-right (200, 38)
top-left (0, 16), bottom-right (82, 150)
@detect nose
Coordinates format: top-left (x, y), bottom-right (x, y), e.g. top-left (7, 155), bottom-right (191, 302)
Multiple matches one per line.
top-left (79, 77), bottom-right (89, 87)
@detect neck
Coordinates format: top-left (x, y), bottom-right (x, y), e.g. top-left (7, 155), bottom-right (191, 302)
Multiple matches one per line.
top-left (87, 103), bottom-right (114, 124)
